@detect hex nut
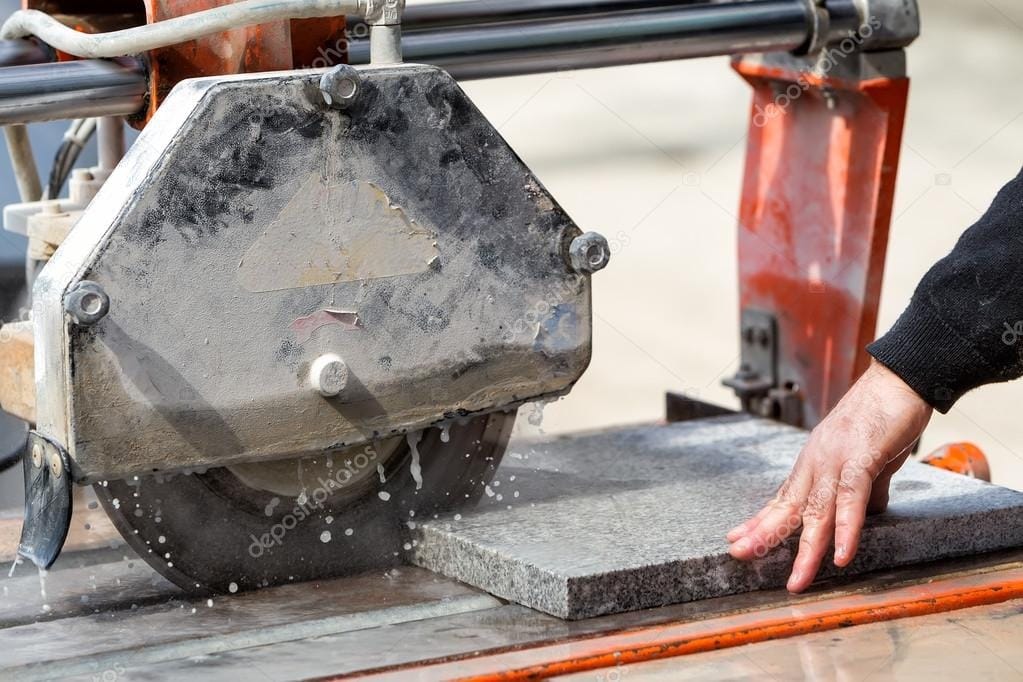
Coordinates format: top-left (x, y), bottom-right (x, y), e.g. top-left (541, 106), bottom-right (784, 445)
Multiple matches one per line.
top-left (311, 354), bottom-right (350, 397)
top-left (320, 65), bottom-right (362, 109)
top-left (568, 232), bottom-right (611, 274)
top-left (64, 280), bottom-right (109, 326)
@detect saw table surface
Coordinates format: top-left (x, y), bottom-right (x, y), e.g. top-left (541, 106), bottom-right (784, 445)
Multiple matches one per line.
top-left (3, 416), bottom-right (1023, 680)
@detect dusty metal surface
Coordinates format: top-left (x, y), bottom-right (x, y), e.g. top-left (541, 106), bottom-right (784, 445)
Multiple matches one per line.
top-left (32, 63), bottom-right (592, 482)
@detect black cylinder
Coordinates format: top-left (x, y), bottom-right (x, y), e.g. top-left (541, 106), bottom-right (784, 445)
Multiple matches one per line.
top-left (0, 57), bottom-right (147, 125)
top-left (0, 39), bottom-right (52, 68)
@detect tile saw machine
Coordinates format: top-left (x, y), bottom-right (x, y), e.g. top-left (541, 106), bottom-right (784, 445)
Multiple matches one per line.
top-left (0, 0), bottom-right (924, 596)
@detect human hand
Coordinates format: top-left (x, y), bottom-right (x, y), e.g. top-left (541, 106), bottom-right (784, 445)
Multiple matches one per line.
top-left (726, 359), bottom-right (933, 593)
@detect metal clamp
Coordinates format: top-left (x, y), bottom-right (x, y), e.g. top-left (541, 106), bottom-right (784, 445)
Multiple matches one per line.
top-left (723, 309), bottom-right (803, 427)
top-left (365, 0), bottom-right (405, 65)
top-left (17, 432), bottom-right (73, 570)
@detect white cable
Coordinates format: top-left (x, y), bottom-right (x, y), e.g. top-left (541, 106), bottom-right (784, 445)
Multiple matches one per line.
top-left (63, 118), bottom-right (97, 151)
top-left (0, 0), bottom-right (366, 59)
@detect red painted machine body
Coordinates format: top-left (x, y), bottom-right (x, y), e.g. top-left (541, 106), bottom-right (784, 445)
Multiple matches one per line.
top-left (732, 57), bottom-right (910, 427)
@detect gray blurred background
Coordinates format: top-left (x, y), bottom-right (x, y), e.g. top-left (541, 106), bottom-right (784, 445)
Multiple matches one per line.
top-left (1, 0), bottom-right (1021, 516)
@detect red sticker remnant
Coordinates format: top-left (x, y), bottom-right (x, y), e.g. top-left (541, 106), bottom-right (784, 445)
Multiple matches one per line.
top-left (291, 309), bottom-right (362, 344)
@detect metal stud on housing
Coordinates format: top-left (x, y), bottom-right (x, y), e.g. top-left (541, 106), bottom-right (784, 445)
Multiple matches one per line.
top-left (568, 232), bottom-right (611, 274)
top-left (310, 354), bottom-right (350, 397)
top-left (63, 280), bottom-right (109, 326)
top-left (320, 64), bottom-right (362, 109)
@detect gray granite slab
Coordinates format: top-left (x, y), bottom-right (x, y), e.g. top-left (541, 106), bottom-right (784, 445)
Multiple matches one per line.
top-left (411, 415), bottom-right (1023, 619)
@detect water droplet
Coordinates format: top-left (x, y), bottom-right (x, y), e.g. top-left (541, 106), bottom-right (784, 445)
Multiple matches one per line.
top-left (228, 582), bottom-right (238, 593)
top-left (407, 431), bottom-right (424, 491)
top-left (320, 531), bottom-right (332, 543)
top-left (344, 528), bottom-right (354, 536)
top-left (378, 491), bottom-right (391, 501)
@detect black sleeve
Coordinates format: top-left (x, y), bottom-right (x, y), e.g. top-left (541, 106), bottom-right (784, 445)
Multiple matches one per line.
top-left (867, 167), bottom-right (1023, 413)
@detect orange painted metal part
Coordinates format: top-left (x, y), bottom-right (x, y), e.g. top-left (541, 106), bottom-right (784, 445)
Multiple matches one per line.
top-left (290, 17), bottom-right (348, 70)
top-left (141, 0), bottom-right (293, 124)
top-left (346, 567), bottom-right (1023, 681)
top-left (24, 1), bottom-right (349, 125)
top-left (732, 59), bottom-right (910, 427)
top-left (923, 442), bottom-right (992, 482)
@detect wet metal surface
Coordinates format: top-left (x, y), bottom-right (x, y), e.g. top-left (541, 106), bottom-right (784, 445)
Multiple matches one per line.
top-left (552, 599), bottom-right (1023, 681)
top-left (0, 563), bottom-right (499, 681)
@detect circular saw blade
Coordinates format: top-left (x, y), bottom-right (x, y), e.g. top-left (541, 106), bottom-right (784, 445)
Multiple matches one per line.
top-left (93, 412), bottom-right (515, 593)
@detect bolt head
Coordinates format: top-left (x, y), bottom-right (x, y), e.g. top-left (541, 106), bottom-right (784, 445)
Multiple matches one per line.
top-left (311, 354), bottom-right (350, 397)
top-left (31, 442), bottom-right (43, 468)
top-left (64, 280), bottom-right (109, 326)
top-left (320, 65), bottom-right (362, 110)
top-left (568, 232), bottom-right (611, 274)
top-left (48, 450), bottom-right (63, 478)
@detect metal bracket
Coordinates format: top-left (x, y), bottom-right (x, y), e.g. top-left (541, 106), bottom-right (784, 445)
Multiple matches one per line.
top-left (17, 432), bottom-right (72, 569)
top-left (723, 309), bottom-right (804, 427)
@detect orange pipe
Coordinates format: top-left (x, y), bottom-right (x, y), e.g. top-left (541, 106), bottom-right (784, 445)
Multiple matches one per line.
top-left (452, 572), bottom-right (1023, 681)
top-left (339, 567), bottom-right (1023, 681)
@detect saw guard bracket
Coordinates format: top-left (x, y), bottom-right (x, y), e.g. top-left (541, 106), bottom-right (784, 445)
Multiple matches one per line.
top-left (728, 49), bottom-right (910, 427)
top-left (17, 431), bottom-right (72, 569)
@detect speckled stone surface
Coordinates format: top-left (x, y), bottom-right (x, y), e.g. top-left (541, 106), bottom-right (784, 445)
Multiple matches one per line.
top-left (411, 415), bottom-right (1023, 619)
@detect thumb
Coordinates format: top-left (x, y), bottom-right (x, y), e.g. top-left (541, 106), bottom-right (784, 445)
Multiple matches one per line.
top-left (866, 448), bottom-right (913, 514)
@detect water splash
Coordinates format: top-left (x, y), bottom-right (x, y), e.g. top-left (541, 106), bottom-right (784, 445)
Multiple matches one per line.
top-left (439, 423), bottom-right (451, 443)
top-left (527, 401), bottom-right (546, 427)
top-left (407, 431), bottom-right (424, 491)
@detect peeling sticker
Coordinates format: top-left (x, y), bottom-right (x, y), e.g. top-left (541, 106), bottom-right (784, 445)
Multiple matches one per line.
top-left (238, 176), bottom-right (439, 292)
top-left (291, 309), bottom-right (362, 344)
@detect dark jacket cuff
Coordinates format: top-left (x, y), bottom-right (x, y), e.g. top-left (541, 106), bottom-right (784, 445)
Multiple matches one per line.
top-left (867, 301), bottom-right (997, 414)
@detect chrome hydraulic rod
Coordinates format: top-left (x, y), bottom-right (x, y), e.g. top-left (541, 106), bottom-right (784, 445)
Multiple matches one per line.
top-left (0, 0), bottom-right (897, 121)
top-left (350, 2), bottom-right (822, 78)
